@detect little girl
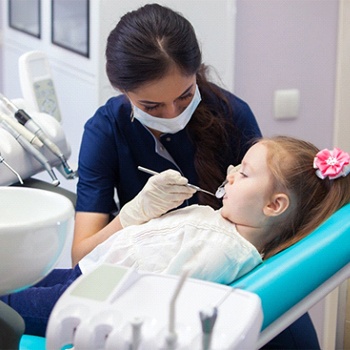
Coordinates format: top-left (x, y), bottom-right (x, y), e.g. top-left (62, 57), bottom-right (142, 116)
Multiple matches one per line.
top-left (2, 136), bottom-right (350, 337)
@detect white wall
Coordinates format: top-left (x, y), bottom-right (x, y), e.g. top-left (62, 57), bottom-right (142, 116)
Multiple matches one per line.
top-left (234, 0), bottom-right (339, 150)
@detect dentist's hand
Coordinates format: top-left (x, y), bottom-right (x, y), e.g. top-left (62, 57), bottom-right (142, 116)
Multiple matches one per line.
top-left (119, 169), bottom-right (196, 227)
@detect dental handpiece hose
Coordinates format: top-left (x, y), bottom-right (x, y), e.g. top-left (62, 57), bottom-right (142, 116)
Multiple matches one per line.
top-left (165, 269), bottom-right (190, 350)
top-left (0, 113), bottom-right (43, 148)
top-left (0, 93), bottom-right (76, 178)
top-left (0, 120), bottom-right (60, 186)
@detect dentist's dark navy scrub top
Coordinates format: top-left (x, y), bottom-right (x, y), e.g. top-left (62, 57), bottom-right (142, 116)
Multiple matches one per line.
top-left (76, 84), bottom-right (262, 214)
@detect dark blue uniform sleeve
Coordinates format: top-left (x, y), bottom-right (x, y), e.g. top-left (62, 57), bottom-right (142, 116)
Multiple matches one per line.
top-left (76, 104), bottom-right (119, 214)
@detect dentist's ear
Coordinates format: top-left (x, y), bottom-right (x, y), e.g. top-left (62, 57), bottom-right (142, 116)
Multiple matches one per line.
top-left (263, 193), bottom-right (290, 217)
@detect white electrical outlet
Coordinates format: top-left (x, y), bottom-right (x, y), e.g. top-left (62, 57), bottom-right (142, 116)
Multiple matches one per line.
top-left (274, 89), bottom-right (300, 120)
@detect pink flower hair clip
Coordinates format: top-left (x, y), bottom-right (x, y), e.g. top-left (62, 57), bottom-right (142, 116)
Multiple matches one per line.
top-left (313, 147), bottom-right (350, 180)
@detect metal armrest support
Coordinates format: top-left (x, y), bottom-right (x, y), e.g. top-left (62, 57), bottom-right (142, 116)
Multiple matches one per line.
top-left (0, 301), bottom-right (25, 349)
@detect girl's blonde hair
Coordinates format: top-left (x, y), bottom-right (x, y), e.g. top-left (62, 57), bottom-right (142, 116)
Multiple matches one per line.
top-left (260, 136), bottom-right (350, 259)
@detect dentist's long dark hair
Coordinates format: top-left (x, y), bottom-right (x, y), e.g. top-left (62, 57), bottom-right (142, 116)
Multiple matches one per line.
top-left (106, 3), bottom-right (241, 209)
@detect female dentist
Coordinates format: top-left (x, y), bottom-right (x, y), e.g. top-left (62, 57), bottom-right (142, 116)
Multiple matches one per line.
top-left (72, 3), bottom-right (261, 265)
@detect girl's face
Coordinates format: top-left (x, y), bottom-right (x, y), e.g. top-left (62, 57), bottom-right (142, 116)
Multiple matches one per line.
top-left (221, 142), bottom-right (275, 228)
top-left (126, 67), bottom-right (197, 119)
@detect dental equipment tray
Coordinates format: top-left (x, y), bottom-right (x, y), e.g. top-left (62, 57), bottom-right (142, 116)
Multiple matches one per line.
top-left (46, 264), bottom-right (262, 350)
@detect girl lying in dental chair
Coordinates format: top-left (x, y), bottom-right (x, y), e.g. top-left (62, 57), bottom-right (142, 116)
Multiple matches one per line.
top-left (2, 136), bottom-right (350, 337)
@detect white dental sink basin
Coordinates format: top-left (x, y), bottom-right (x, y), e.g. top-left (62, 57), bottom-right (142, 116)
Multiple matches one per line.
top-left (0, 187), bottom-right (74, 296)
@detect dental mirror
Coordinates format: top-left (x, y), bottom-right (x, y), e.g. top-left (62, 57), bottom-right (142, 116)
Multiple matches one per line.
top-left (215, 180), bottom-right (227, 199)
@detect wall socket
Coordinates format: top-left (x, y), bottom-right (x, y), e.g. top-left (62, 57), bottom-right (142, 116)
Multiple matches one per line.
top-left (274, 89), bottom-right (300, 120)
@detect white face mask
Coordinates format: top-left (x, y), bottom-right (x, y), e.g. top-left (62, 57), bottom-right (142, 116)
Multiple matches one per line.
top-left (131, 85), bottom-right (201, 134)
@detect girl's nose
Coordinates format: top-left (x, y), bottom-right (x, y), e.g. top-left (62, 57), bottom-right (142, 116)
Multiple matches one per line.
top-left (226, 172), bottom-right (235, 184)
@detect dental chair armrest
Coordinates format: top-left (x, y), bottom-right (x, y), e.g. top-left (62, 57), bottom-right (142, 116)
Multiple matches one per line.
top-left (230, 203), bottom-right (350, 330)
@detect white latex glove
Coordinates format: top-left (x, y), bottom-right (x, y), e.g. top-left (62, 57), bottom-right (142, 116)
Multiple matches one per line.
top-left (119, 169), bottom-right (196, 227)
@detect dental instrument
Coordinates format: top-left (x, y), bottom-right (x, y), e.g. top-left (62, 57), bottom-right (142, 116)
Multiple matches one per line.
top-left (0, 151), bottom-right (23, 184)
top-left (138, 166), bottom-right (215, 197)
top-left (0, 113), bottom-right (43, 148)
top-left (215, 164), bottom-right (242, 198)
top-left (0, 93), bottom-right (76, 179)
top-left (199, 306), bottom-right (218, 350)
top-left (166, 269), bottom-right (190, 349)
top-left (215, 179), bottom-right (227, 198)
top-left (131, 317), bottom-right (143, 350)
top-left (0, 119), bottom-right (60, 186)
top-left (198, 289), bottom-right (232, 350)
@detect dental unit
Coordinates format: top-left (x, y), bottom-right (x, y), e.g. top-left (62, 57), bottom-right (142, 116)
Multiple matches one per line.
top-left (138, 166), bottom-right (216, 197)
top-left (0, 93), bottom-right (77, 179)
top-left (0, 118), bottom-right (60, 186)
top-left (45, 265), bottom-right (262, 350)
top-left (0, 186), bottom-right (75, 350)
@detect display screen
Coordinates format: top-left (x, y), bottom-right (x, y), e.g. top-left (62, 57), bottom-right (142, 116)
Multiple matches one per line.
top-left (70, 265), bottom-right (128, 301)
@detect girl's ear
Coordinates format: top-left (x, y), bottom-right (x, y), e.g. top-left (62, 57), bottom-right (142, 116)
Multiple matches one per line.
top-left (263, 193), bottom-right (290, 217)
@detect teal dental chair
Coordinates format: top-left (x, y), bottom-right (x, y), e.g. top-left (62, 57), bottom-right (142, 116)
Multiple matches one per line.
top-left (11, 204), bottom-right (350, 349)
top-left (231, 203), bottom-right (350, 348)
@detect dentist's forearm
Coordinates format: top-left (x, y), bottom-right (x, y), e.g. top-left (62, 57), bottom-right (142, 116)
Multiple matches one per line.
top-left (72, 212), bottom-right (123, 266)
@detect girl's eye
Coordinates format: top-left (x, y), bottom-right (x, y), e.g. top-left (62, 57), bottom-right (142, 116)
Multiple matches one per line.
top-left (239, 171), bottom-right (248, 178)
